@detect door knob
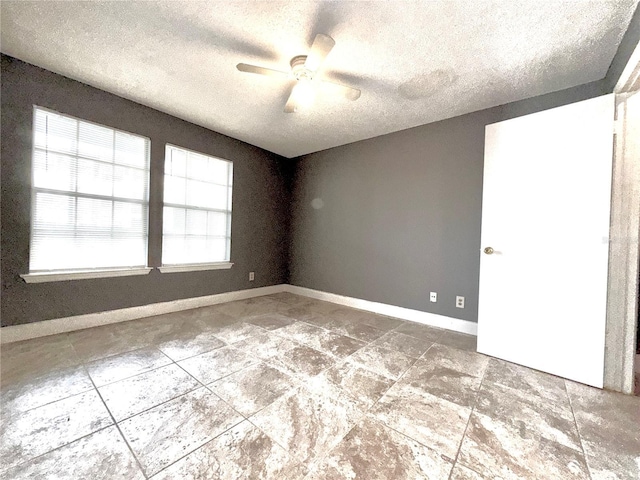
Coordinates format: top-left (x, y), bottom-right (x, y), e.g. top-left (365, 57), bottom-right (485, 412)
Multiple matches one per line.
top-left (484, 247), bottom-right (494, 255)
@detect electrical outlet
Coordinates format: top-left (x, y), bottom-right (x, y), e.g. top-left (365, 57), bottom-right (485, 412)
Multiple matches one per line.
top-left (430, 292), bottom-right (437, 302)
top-left (456, 296), bottom-right (465, 308)
top-left (249, 272), bottom-right (255, 281)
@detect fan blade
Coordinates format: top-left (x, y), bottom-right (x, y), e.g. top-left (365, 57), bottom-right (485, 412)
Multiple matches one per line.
top-left (304, 34), bottom-right (335, 72)
top-left (284, 85), bottom-right (299, 113)
top-left (284, 81), bottom-right (317, 113)
top-left (236, 63), bottom-right (289, 78)
top-left (321, 80), bottom-right (361, 101)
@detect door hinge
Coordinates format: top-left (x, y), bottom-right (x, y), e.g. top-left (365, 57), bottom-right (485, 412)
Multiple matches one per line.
top-left (613, 119), bottom-right (623, 136)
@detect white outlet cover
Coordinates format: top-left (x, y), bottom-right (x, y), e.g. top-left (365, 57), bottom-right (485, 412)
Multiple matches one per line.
top-left (430, 292), bottom-right (437, 302)
top-left (249, 272), bottom-right (255, 281)
top-left (456, 296), bottom-right (465, 308)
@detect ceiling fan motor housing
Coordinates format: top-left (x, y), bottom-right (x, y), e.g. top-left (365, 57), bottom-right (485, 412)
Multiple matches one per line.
top-left (290, 55), bottom-right (313, 81)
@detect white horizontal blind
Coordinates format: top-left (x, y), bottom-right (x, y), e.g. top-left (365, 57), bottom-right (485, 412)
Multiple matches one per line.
top-left (162, 144), bottom-right (233, 265)
top-left (30, 107), bottom-right (150, 272)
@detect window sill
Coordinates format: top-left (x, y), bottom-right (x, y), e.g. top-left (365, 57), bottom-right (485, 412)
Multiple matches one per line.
top-left (158, 263), bottom-right (234, 273)
top-left (21, 268), bottom-right (153, 283)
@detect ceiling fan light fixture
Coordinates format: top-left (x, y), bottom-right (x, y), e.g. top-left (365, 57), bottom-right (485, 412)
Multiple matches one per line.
top-left (290, 55), bottom-right (313, 81)
top-left (237, 33), bottom-right (360, 113)
top-left (290, 79), bottom-right (316, 111)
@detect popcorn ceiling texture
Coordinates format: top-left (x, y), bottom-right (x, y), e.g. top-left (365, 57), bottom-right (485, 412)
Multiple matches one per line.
top-left (0, 0), bottom-right (637, 158)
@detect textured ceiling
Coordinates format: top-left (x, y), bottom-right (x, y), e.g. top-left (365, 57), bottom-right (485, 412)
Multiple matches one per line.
top-left (1, 1), bottom-right (637, 158)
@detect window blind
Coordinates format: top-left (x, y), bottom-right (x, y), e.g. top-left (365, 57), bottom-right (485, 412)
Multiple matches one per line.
top-left (30, 107), bottom-right (150, 272)
top-left (162, 144), bottom-right (233, 265)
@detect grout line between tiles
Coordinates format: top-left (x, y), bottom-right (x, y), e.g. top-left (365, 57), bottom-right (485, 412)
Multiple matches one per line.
top-left (144, 409), bottom-right (246, 479)
top-left (0, 424), bottom-right (116, 476)
top-left (73, 351), bottom-right (149, 480)
top-left (1, 381), bottom-right (96, 418)
top-left (3, 295), bottom-right (478, 478)
top-left (565, 379), bottom-right (594, 480)
top-left (138, 360), bottom-right (247, 477)
top-left (87, 359), bottom-right (174, 389)
top-left (447, 352), bottom-right (489, 480)
top-left (107, 380), bottom-right (204, 424)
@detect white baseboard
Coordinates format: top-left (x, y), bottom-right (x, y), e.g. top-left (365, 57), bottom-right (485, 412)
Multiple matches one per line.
top-left (0, 285), bottom-right (287, 344)
top-left (0, 283), bottom-right (477, 344)
top-left (284, 285), bottom-right (478, 336)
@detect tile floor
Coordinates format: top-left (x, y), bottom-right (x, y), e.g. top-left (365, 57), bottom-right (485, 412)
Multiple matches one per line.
top-left (1, 293), bottom-right (639, 479)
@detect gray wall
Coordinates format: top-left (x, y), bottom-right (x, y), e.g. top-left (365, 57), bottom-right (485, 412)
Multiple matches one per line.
top-left (289, 80), bottom-right (609, 323)
top-left (1, 55), bottom-right (291, 327)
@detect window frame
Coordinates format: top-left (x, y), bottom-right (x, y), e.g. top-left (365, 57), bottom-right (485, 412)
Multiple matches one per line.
top-left (21, 105), bottom-right (152, 283)
top-left (160, 143), bottom-right (234, 272)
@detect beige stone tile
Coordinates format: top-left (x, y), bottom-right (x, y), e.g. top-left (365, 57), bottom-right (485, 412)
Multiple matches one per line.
top-left (372, 331), bottom-right (433, 358)
top-left (267, 292), bottom-right (314, 306)
top-left (398, 345), bottom-right (488, 408)
top-left (372, 383), bottom-right (472, 458)
top-left (566, 380), bottom-right (640, 480)
top-left (323, 318), bottom-right (387, 343)
top-left (319, 359), bottom-right (394, 409)
top-left (207, 298), bottom-right (278, 319)
top-left (305, 300), bottom-right (343, 314)
top-left (210, 322), bottom-right (266, 344)
top-left (98, 364), bottom-right (199, 421)
top-left (398, 361), bottom-right (482, 409)
top-left (245, 313), bottom-right (298, 330)
top-left (1, 426), bottom-right (144, 479)
top-left (178, 345), bottom-right (258, 384)
top-left (449, 463), bottom-right (488, 479)
top-left (307, 417), bottom-right (453, 480)
top-left (150, 420), bottom-right (303, 480)
top-left (119, 388), bottom-right (243, 477)
top-left (355, 311), bottom-right (403, 331)
top-left (0, 390), bottom-right (112, 470)
top-left (277, 321), bottom-right (365, 359)
top-left (475, 381), bottom-right (580, 451)
top-left (1, 365), bottom-right (93, 415)
top-left (436, 331), bottom-right (477, 352)
top-left (325, 307), bottom-right (368, 323)
top-left (85, 346), bottom-right (171, 386)
top-left (348, 344), bottom-right (415, 380)
top-left (483, 358), bottom-right (568, 404)
top-left (299, 316), bottom-right (335, 331)
top-left (270, 344), bottom-right (337, 380)
top-left (156, 329), bottom-right (226, 361)
top-left (193, 311), bottom-right (238, 331)
top-left (250, 384), bottom-right (362, 464)
top-left (420, 344), bottom-right (488, 378)
top-left (209, 362), bottom-right (297, 416)
top-left (458, 411), bottom-right (589, 480)
top-left (394, 322), bottom-right (444, 343)
top-left (122, 315), bottom-right (201, 346)
top-left (310, 330), bottom-right (367, 359)
top-left (230, 331), bottom-right (300, 362)
top-left (1, 334), bottom-right (81, 384)
top-left (275, 321), bottom-right (329, 344)
top-left (67, 323), bottom-right (144, 363)
top-left (285, 300), bottom-right (336, 321)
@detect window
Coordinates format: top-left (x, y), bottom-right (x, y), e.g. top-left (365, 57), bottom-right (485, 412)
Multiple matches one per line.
top-left (162, 144), bottom-right (233, 266)
top-left (29, 106), bottom-right (150, 273)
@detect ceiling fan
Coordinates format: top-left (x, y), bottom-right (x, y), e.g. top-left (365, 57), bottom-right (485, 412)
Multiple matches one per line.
top-left (236, 34), bottom-right (361, 113)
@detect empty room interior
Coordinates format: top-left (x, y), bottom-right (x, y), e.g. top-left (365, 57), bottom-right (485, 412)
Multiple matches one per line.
top-left (2, 1), bottom-right (640, 479)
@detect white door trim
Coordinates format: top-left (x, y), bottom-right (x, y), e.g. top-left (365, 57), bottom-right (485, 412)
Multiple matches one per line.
top-left (604, 92), bottom-right (640, 394)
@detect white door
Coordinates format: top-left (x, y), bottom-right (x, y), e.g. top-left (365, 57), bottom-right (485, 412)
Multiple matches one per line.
top-left (477, 94), bottom-right (615, 388)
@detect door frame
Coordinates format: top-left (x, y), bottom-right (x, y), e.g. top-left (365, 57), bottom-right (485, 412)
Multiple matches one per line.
top-left (604, 42), bottom-right (640, 394)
